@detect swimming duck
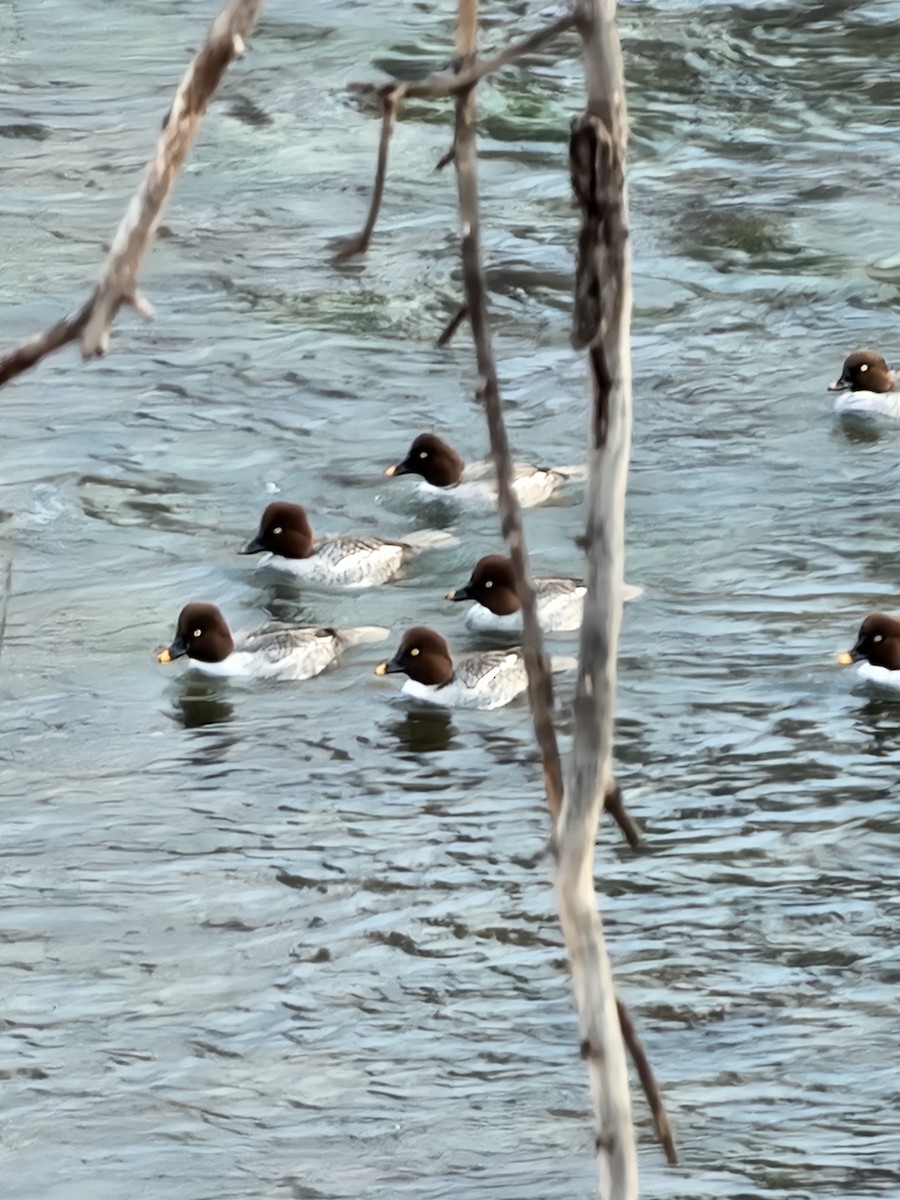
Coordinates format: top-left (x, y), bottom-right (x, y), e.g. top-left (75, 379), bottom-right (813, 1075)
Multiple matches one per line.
top-left (157, 601), bottom-right (387, 680)
top-left (385, 433), bottom-right (584, 509)
top-left (374, 624), bottom-right (576, 709)
top-left (828, 349), bottom-right (900, 420)
top-left (240, 501), bottom-right (456, 587)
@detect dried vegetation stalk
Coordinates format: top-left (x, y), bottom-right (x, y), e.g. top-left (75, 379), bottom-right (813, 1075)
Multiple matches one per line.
top-left (0, 0), bottom-right (265, 389)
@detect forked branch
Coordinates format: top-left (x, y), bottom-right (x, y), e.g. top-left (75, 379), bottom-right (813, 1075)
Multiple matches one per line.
top-left (338, 8), bottom-right (578, 261)
top-left (0, 0), bottom-right (265, 389)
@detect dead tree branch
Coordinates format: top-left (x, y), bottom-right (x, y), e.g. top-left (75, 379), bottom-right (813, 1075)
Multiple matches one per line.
top-left (452, 5), bottom-right (567, 824)
top-left (339, 8), bottom-right (577, 260)
top-left (0, 559), bottom-right (11, 666)
top-left (0, 0), bottom-right (265, 389)
top-left (344, 0), bottom-right (674, 1186)
top-left (616, 997), bottom-right (678, 1166)
top-left (333, 87), bottom-right (401, 261)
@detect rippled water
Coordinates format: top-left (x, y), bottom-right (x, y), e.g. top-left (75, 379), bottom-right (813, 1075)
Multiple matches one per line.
top-left (3, 1), bottom-right (900, 1196)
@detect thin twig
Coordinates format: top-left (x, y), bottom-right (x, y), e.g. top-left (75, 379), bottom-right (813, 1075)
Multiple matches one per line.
top-left (0, 0), bottom-right (265, 389)
top-left (0, 559), bottom-right (11, 665)
top-left (436, 302), bottom-right (469, 347)
top-left (605, 782), bottom-right (641, 850)
top-left (369, 10), bottom-right (578, 104)
top-left (435, 142), bottom-right (456, 171)
top-left (333, 87), bottom-right (401, 262)
top-left (616, 997), bottom-right (679, 1165)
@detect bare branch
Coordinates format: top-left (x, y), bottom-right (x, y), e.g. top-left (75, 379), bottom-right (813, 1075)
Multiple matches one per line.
top-left (379, 10), bottom-right (579, 104)
top-left (554, 0), bottom-right (666, 1192)
top-left (0, 0), bottom-right (265, 389)
top-left (605, 782), bottom-right (642, 851)
top-left (333, 87), bottom-right (401, 262)
top-left (0, 558), bottom-right (11, 666)
top-left (435, 302), bottom-right (469, 347)
top-left (616, 997), bottom-right (679, 1165)
top-left (452, 5), bottom-right (567, 825)
top-left (340, 8), bottom-right (578, 259)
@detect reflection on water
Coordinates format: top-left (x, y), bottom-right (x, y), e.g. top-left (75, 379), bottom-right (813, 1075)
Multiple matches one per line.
top-left (381, 705), bottom-right (458, 753)
top-left (3, 1), bottom-right (900, 1197)
top-left (169, 677), bottom-right (236, 733)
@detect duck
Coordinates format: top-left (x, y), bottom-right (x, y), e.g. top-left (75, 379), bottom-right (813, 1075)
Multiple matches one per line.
top-left (827, 349), bottom-right (900, 420)
top-left (374, 625), bottom-right (576, 709)
top-left (837, 611), bottom-right (900, 691)
top-left (156, 601), bottom-right (388, 680)
top-left (448, 554), bottom-right (584, 634)
top-left (384, 433), bottom-right (584, 509)
top-left (240, 501), bottom-right (456, 587)
top-left (446, 553), bottom-right (642, 634)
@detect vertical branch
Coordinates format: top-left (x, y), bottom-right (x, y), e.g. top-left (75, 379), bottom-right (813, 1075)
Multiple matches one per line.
top-left (560, 0), bottom-right (640, 1196)
top-left (451, 2), bottom-right (566, 819)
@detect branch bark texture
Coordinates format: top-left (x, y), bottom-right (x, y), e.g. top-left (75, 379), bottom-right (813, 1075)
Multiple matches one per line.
top-left (557, 0), bottom-right (641, 1195)
top-left (0, 0), bottom-right (265, 389)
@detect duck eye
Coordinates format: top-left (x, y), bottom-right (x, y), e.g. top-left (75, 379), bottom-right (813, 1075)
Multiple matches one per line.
top-left (273, 526), bottom-right (282, 535)
top-left (484, 580), bottom-right (493, 588)
top-left (860, 363), bottom-right (869, 373)
top-left (410, 647), bottom-right (420, 657)
top-left (193, 628), bottom-right (202, 638)
top-left (873, 633), bottom-right (883, 643)
top-left (419, 451), bottom-right (428, 459)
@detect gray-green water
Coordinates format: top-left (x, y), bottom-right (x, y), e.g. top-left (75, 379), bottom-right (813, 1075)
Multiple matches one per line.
top-left (3, 1), bottom-right (900, 1197)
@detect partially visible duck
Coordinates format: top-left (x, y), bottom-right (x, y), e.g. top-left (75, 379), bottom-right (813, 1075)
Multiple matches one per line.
top-left (240, 501), bottom-right (456, 587)
top-left (157, 601), bottom-right (387, 680)
top-left (374, 624), bottom-right (576, 709)
top-left (837, 611), bottom-right (900, 691)
top-left (828, 349), bottom-right (900, 420)
top-left (446, 553), bottom-right (642, 634)
top-left (385, 433), bottom-right (584, 509)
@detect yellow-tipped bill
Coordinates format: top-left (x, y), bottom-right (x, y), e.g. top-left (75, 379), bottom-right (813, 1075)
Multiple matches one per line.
top-left (157, 647), bottom-right (174, 664)
top-left (384, 464), bottom-right (398, 477)
top-left (836, 651), bottom-right (854, 666)
top-left (374, 660), bottom-right (389, 675)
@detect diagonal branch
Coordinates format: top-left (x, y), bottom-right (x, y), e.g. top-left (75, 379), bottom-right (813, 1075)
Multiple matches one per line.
top-left (0, 0), bottom-right (265, 390)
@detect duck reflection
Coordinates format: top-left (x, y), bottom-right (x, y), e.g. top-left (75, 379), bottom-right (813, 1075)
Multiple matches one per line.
top-left (169, 677), bottom-right (235, 733)
top-left (852, 698), bottom-right (900, 757)
top-left (254, 580), bottom-right (318, 625)
top-left (383, 706), bottom-right (457, 754)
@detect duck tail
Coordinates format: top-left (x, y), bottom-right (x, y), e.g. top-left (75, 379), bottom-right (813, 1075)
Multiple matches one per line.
top-left (338, 625), bottom-right (391, 648)
top-left (549, 655), bottom-right (579, 674)
top-left (551, 464), bottom-right (587, 481)
top-left (401, 529), bottom-right (459, 551)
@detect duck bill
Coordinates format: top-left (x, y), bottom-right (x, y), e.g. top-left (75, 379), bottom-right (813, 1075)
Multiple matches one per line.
top-left (385, 461), bottom-right (411, 478)
top-left (827, 375), bottom-right (850, 393)
top-left (446, 584), bottom-right (474, 602)
top-left (374, 653), bottom-right (404, 676)
top-left (157, 632), bottom-right (187, 664)
top-left (239, 534), bottom-right (266, 555)
top-left (836, 647), bottom-right (863, 665)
